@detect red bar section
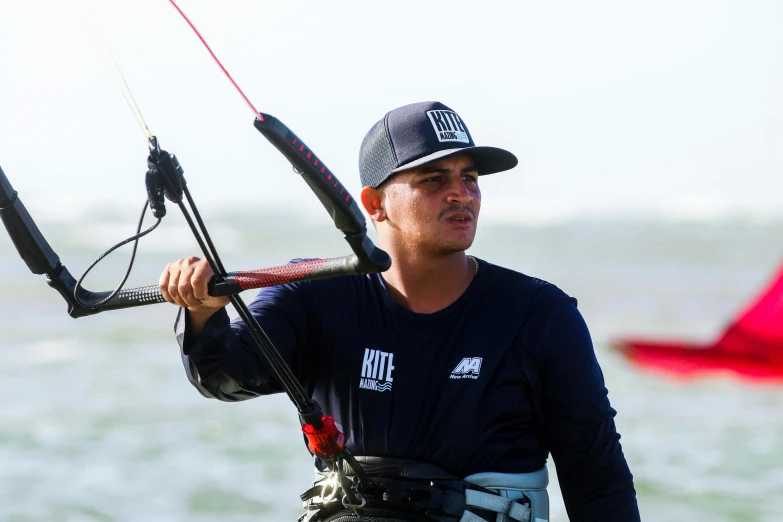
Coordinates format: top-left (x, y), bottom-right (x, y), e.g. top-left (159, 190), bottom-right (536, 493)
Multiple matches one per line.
top-left (231, 259), bottom-right (330, 290)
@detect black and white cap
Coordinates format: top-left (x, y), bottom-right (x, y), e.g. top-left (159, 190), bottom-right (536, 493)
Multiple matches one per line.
top-left (359, 101), bottom-right (518, 188)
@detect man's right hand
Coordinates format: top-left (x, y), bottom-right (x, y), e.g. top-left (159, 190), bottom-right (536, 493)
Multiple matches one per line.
top-left (160, 257), bottom-right (231, 336)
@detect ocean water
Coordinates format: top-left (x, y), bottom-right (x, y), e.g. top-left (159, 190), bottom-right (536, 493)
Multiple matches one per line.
top-left (1, 210), bottom-right (782, 522)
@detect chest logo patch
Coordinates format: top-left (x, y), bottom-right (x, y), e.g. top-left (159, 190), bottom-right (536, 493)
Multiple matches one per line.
top-left (360, 348), bottom-right (395, 392)
top-left (450, 357), bottom-right (483, 380)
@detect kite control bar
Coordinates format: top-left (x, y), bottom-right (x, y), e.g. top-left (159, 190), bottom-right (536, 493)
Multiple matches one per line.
top-left (0, 115), bottom-right (390, 319)
top-left (1, 0), bottom-right (381, 493)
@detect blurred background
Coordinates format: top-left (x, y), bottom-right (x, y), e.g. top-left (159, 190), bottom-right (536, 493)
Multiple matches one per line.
top-left (1, 1), bottom-right (781, 520)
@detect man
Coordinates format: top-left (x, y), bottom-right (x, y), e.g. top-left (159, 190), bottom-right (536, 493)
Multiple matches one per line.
top-left (161, 101), bottom-right (640, 521)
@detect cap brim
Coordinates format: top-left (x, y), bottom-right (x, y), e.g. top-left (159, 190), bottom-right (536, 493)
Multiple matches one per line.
top-left (391, 146), bottom-right (518, 176)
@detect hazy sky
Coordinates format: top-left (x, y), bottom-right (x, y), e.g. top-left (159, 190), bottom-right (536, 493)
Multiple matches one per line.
top-left (0, 0), bottom-right (781, 224)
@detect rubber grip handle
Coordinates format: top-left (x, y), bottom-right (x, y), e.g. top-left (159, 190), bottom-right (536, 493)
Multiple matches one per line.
top-left (208, 256), bottom-right (364, 296)
top-left (50, 257), bottom-right (373, 318)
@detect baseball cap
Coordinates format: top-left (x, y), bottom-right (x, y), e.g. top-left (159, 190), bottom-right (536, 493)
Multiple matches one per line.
top-left (359, 101), bottom-right (518, 188)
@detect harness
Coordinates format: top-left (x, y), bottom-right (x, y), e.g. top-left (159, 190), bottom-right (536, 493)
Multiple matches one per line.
top-left (299, 457), bottom-right (545, 522)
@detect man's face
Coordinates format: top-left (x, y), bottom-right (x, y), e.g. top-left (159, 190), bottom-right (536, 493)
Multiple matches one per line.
top-left (377, 153), bottom-right (481, 255)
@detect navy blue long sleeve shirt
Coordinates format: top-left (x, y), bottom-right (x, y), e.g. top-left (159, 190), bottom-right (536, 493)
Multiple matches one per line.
top-left (175, 258), bottom-right (639, 521)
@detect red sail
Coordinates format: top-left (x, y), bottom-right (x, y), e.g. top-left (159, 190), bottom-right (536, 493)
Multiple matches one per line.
top-left (718, 263), bottom-right (783, 356)
top-left (614, 263), bottom-right (783, 382)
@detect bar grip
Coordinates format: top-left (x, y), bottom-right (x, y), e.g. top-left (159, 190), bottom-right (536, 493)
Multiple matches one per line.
top-left (43, 265), bottom-right (166, 318)
top-left (45, 256), bottom-right (374, 318)
top-left (208, 255), bottom-right (364, 296)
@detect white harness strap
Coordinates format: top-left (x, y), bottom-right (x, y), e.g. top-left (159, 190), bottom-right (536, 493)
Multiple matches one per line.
top-left (463, 466), bottom-right (549, 522)
top-left (462, 490), bottom-right (531, 521)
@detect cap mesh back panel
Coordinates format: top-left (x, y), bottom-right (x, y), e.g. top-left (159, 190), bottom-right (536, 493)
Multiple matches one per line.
top-left (359, 118), bottom-right (398, 188)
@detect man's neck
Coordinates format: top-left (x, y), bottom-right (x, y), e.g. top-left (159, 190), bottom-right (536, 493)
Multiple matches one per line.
top-left (381, 250), bottom-right (477, 314)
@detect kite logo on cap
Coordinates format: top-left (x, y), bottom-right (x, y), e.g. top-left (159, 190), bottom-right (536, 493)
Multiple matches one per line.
top-left (427, 110), bottom-right (470, 144)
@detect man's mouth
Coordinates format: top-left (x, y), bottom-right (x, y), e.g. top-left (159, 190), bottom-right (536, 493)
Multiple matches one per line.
top-left (444, 212), bottom-right (473, 225)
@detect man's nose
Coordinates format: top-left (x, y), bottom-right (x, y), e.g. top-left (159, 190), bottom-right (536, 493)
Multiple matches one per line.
top-left (446, 178), bottom-right (472, 204)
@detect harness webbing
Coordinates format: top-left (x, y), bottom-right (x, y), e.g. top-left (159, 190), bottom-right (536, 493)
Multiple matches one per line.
top-left (464, 490), bottom-right (531, 521)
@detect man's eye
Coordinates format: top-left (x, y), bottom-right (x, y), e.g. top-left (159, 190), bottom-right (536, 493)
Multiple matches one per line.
top-left (423, 176), bottom-right (441, 183)
top-left (463, 175), bottom-right (478, 183)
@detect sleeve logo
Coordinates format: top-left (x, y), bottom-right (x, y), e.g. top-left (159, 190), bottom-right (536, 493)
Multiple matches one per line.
top-left (360, 348), bottom-right (395, 392)
top-left (450, 357), bottom-right (483, 380)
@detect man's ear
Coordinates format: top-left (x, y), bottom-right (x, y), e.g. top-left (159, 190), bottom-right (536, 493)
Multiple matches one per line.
top-left (360, 186), bottom-right (386, 222)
